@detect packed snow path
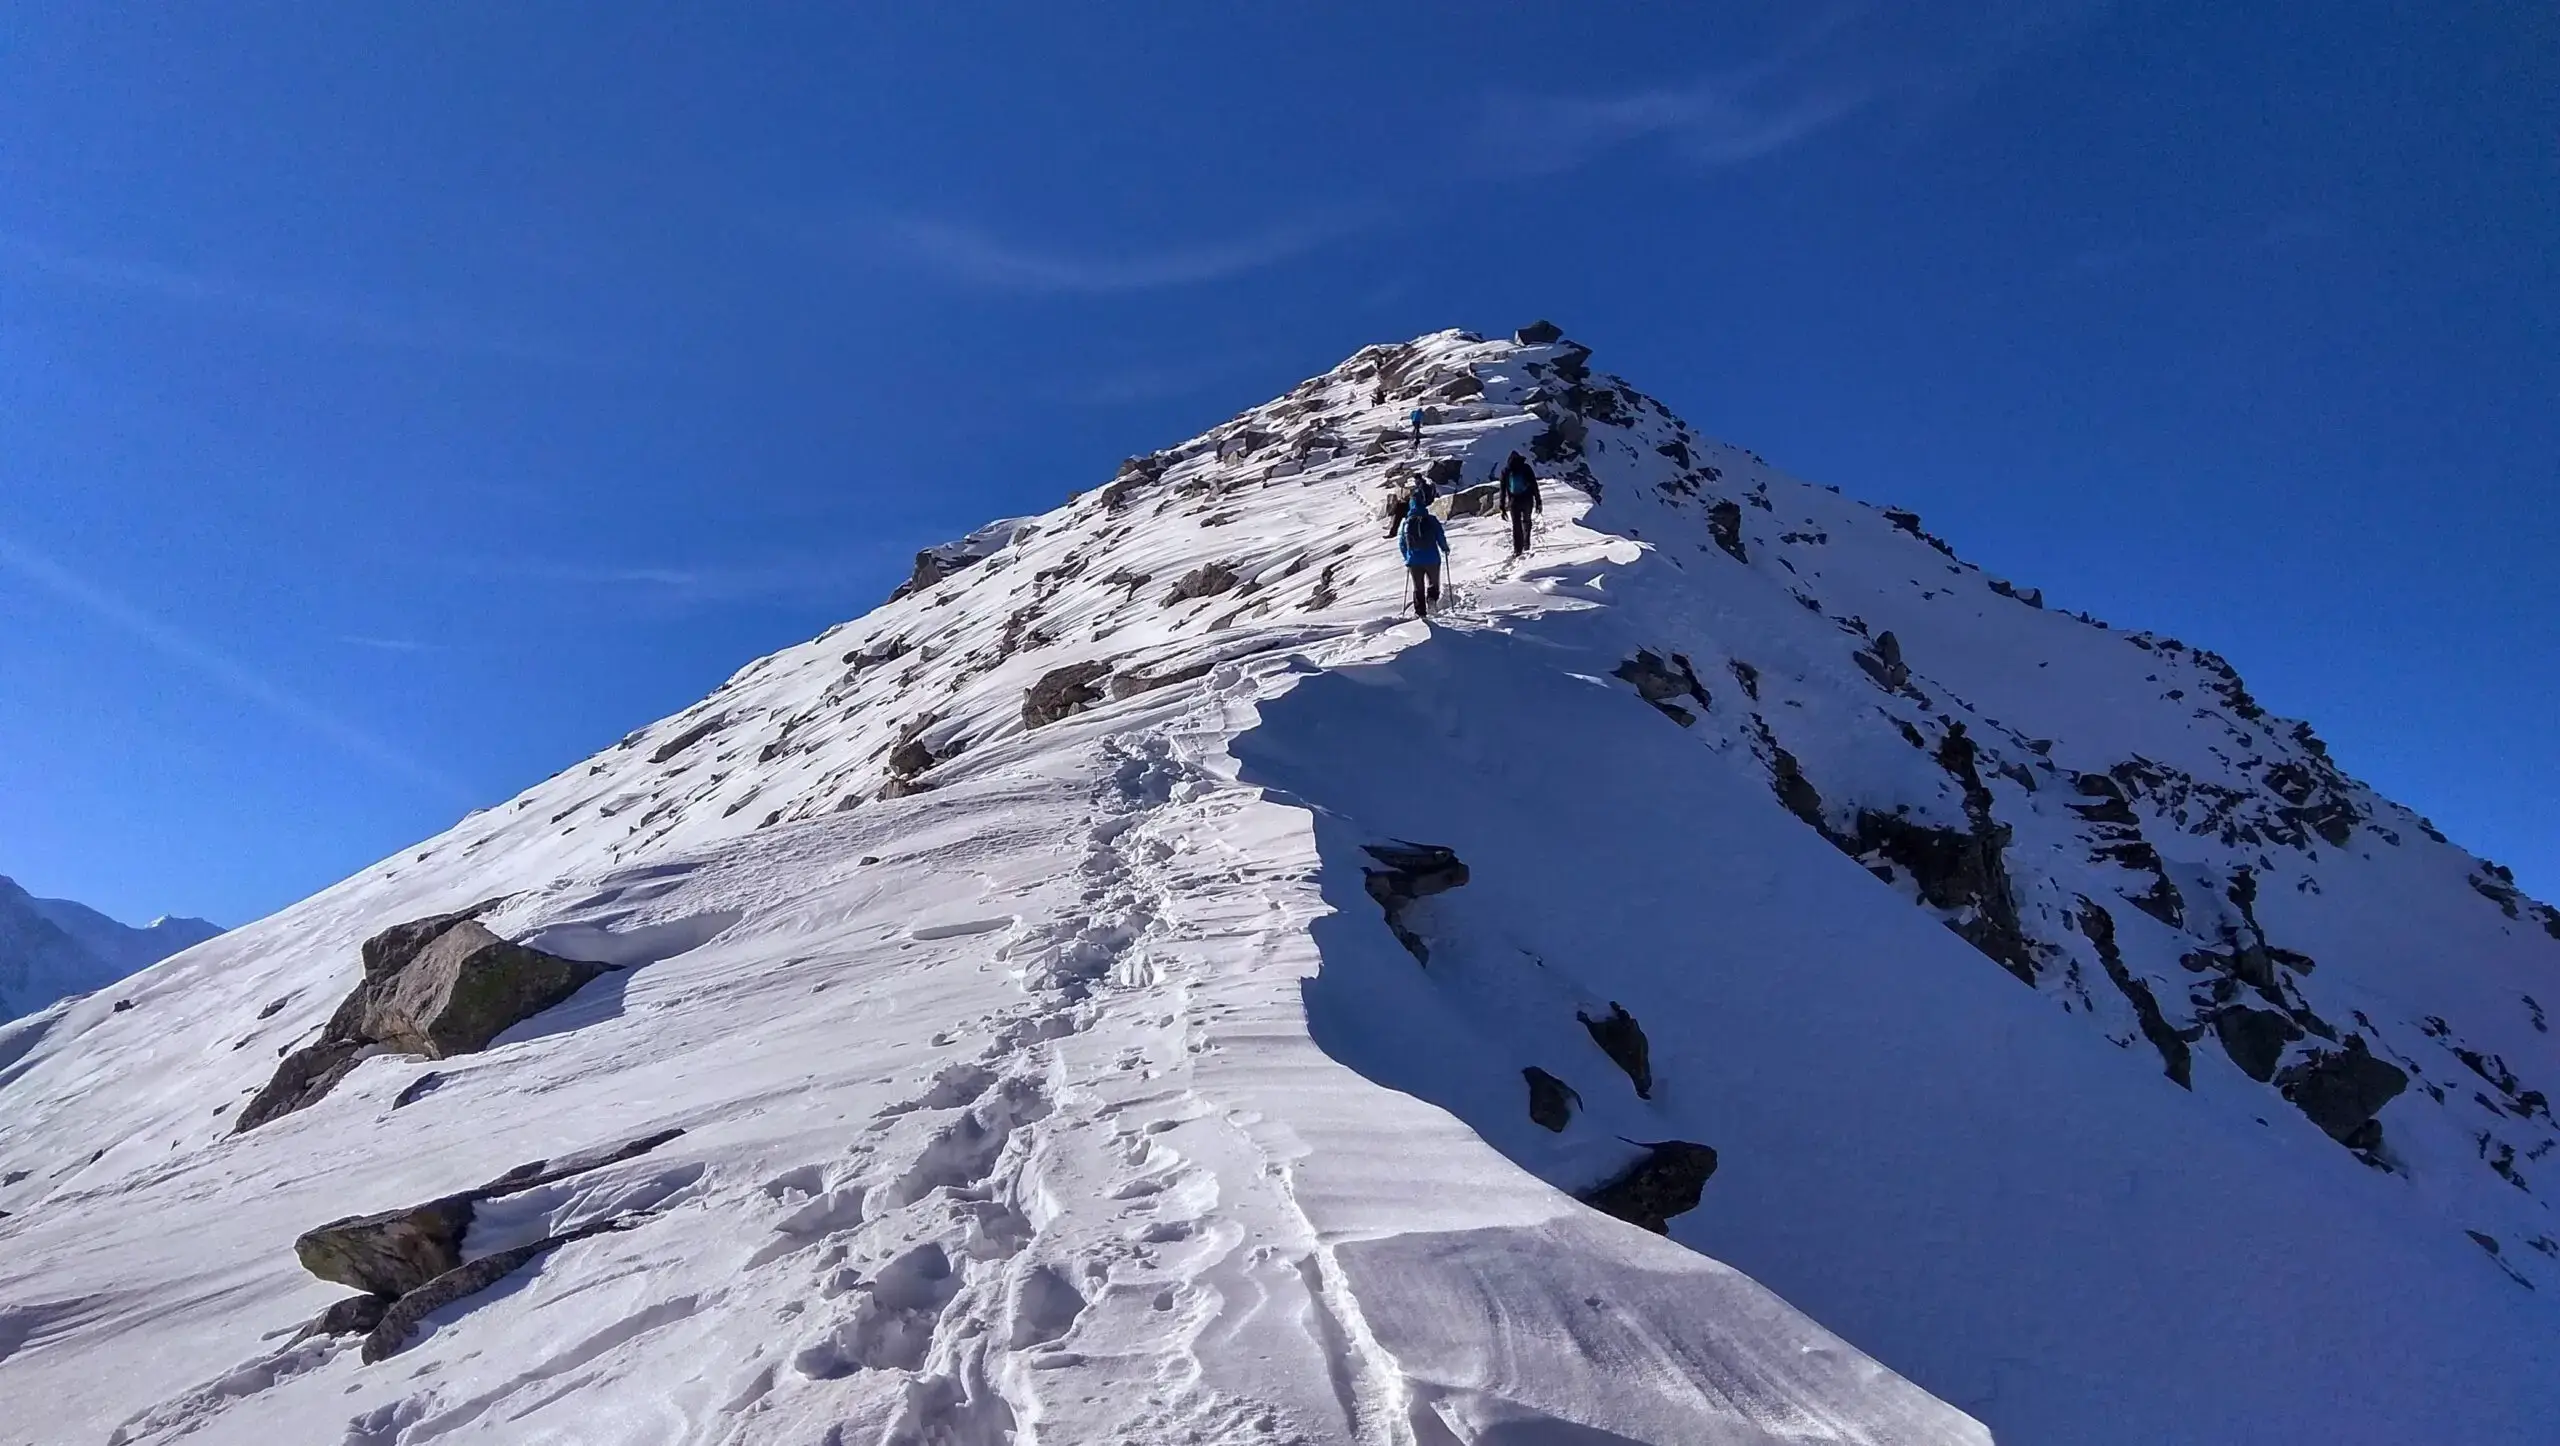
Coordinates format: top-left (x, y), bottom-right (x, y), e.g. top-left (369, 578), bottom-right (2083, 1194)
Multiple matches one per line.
top-left (2, 329), bottom-right (2555, 1444)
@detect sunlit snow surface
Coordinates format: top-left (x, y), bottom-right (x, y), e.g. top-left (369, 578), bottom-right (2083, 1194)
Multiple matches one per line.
top-left (2, 332), bottom-right (2554, 1444)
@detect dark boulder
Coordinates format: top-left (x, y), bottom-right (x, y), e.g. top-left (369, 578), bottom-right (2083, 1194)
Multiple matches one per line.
top-left (1523, 1068), bottom-right (1581, 1132)
top-left (1446, 483), bottom-right (1505, 519)
top-left (297, 1196), bottom-right (475, 1297)
top-left (2215, 1005), bottom-right (2303, 1083)
top-left (1577, 1002), bottom-right (1653, 1099)
top-left (361, 922), bottom-right (607, 1060)
top-left (2279, 1037), bottom-right (2409, 1147)
top-left (291, 1129), bottom-right (684, 1363)
top-left (1582, 1141), bottom-right (1718, 1234)
top-left (1515, 319), bottom-right (1565, 345)
top-left (1022, 662), bottom-right (1113, 730)
top-left (1162, 563), bottom-right (1240, 606)
top-left (236, 911), bottom-right (606, 1133)
top-left (364, 1217), bottom-right (636, 1364)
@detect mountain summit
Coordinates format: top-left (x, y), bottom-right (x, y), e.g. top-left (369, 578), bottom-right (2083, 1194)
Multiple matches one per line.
top-left (0, 874), bottom-right (221, 1021)
top-left (3, 327), bottom-right (2553, 1444)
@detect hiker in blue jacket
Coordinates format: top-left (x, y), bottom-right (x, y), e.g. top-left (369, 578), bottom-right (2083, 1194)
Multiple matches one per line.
top-left (1396, 491), bottom-right (1450, 617)
top-left (1407, 406), bottom-right (1427, 447)
top-left (1497, 451), bottom-right (1540, 556)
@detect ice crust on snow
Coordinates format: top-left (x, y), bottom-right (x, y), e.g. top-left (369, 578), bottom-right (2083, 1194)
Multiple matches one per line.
top-left (1, 330), bottom-right (2556, 1444)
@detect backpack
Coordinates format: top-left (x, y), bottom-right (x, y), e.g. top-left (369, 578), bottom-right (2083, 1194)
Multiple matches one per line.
top-left (1399, 509), bottom-right (1442, 562)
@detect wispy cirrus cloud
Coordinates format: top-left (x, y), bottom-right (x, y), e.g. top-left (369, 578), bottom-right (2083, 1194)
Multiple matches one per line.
top-left (0, 531), bottom-right (469, 798)
top-left (337, 634), bottom-right (439, 653)
top-left (1512, 1), bottom-right (2113, 174)
top-left (0, 231), bottom-right (613, 369)
top-left (869, 209), bottom-right (1373, 295)
top-left (466, 548), bottom-right (907, 609)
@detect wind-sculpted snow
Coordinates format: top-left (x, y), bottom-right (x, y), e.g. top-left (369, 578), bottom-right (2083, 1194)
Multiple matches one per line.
top-left (0, 329), bottom-right (2553, 1443)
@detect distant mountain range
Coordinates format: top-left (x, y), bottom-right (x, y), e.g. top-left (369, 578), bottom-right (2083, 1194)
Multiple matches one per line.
top-left (0, 874), bottom-right (223, 1020)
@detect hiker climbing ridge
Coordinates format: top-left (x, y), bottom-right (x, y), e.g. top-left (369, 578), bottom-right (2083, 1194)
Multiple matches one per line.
top-left (1498, 450), bottom-right (1541, 557)
top-left (1394, 489), bottom-right (1450, 618)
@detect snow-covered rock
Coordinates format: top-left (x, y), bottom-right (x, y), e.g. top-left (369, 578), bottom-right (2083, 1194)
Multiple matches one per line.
top-left (2, 328), bottom-right (2555, 1444)
top-left (0, 874), bottom-right (221, 1020)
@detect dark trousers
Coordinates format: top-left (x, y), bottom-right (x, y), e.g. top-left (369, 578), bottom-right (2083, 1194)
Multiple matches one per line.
top-left (1406, 560), bottom-right (1442, 615)
top-left (1508, 504), bottom-right (1535, 555)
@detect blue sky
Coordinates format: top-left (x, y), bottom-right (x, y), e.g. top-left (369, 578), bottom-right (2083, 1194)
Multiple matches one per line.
top-left (2, 2), bottom-right (2552, 925)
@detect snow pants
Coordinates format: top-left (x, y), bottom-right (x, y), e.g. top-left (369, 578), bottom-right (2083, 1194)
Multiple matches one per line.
top-left (1508, 501), bottom-right (1535, 555)
top-left (1407, 560), bottom-right (1442, 616)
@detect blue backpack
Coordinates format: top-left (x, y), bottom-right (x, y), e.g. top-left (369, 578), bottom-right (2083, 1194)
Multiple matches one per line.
top-left (1399, 506), bottom-right (1445, 564)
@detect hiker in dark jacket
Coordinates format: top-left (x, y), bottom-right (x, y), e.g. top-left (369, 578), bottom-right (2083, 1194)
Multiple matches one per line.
top-left (1497, 451), bottom-right (1540, 556)
top-left (1396, 493), bottom-right (1450, 617)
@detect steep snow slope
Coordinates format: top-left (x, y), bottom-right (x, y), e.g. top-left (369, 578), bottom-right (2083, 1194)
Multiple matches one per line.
top-left (0, 875), bottom-right (221, 1020)
top-left (1, 329), bottom-right (2553, 1445)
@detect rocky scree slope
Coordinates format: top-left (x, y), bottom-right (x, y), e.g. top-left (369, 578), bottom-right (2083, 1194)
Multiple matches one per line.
top-left (0, 327), bottom-right (2552, 1445)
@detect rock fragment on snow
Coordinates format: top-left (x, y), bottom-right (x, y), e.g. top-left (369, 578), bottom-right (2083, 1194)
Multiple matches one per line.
top-left (1613, 650), bottom-right (1711, 727)
top-left (1523, 1067), bottom-right (1581, 1132)
top-left (1582, 1141), bottom-right (1718, 1234)
top-left (1360, 841), bottom-right (1469, 964)
top-left (1577, 1002), bottom-right (1654, 1100)
top-left (1161, 562), bottom-right (1240, 607)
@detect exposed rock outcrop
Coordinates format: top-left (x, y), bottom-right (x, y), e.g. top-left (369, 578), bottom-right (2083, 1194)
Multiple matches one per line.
top-left (1706, 499), bottom-right (1747, 562)
top-left (1162, 562), bottom-right (1240, 606)
top-left (1360, 842), bottom-right (1469, 964)
top-left (1524, 1067), bottom-right (1581, 1132)
top-left (291, 1128), bottom-right (686, 1362)
top-left (237, 909), bottom-right (606, 1132)
top-left (2081, 899), bottom-right (2195, 1088)
top-left (1613, 650), bottom-right (1711, 727)
top-left (297, 1195), bottom-right (476, 1296)
top-left (1022, 662), bottom-right (1112, 729)
top-left (2280, 1038), bottom-right (2409, 1151)
top-left (2214, 1005), bottom-right (2303, 1083)
top-left (1577, 1002), bottom-right (1653, 1100)
top-left (1854, 631), bottom-right (1912, 693)
top-left (364, 1219), bottom-right (636, 1364)
top-left (1854, 809), bottom-right (2033, 984)
top-left (1514, 319), bottom-right (1565, 345)
top-left (1582, 1141), bottom-right (1718, 1234)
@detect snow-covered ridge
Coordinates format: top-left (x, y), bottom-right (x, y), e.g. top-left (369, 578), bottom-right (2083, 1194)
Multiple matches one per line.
top-left (1, 327), bottom-right (2553, 1444)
